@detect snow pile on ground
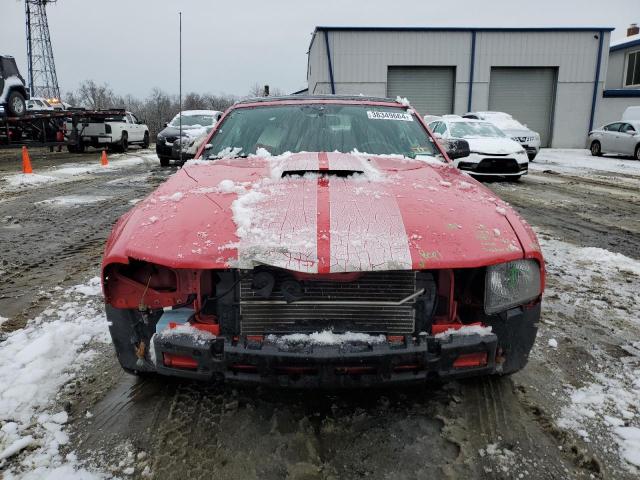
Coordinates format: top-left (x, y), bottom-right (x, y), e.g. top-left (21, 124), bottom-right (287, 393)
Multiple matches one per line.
top-left (1, 151), bottom-right (157, 192)
top-left (539, 232), bottom-right (640, 470)
top-left (35, 195), bottom-right (112, 208)
top-left (531, 149), bottom-right (640, 176)
top-left (0, 277), bottom-right (111, 479)
top-left (4, 174), bottom-right (57, 187)
top-left (266, 330), bottom-right (386, 346)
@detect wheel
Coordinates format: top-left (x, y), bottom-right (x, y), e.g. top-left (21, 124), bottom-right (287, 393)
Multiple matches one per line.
top-left (116, 132), bottom-right (128, 152)
top-left (506, 175), bottom-right (521, 182)
top-left (7, 91), bottom-right (26, 117)
top-left (67, 145), bottom-right (77, 153)
top-left (141, 132), bottom-right (150, 149)
top-left (635, 144), bottom-right (640, 161)
top-left (590, 141), bottom-right (602, 157)
top-left (159, 156), bottom-right (170, 167)
top-left (76, 140), bottom-right (85, 154)
top-left (527, 153), bottom-right (537, 161)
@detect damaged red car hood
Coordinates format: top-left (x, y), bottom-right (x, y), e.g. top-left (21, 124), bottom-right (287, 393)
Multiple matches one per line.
top-left (103, 152), bottom-right (542, 272)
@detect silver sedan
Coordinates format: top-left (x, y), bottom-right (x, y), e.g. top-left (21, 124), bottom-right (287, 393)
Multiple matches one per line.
top-left (588, 121), bottom-right (640, 160)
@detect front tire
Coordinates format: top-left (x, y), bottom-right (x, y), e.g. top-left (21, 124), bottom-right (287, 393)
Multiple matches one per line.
top-left (506, 175), bottom-right (521, 182)
top-left (7, 91), bottom-right (26, 117)
top-left (635, 145), bottom-right (640, 161)
top-left (527, 153), bottom-right (537, 161)
top-left (590, 140), bottom-right (602, 157)
top-left (159, 156), bottom-right (170, 167)
top-left (141, 131), bottom-right (150, 149)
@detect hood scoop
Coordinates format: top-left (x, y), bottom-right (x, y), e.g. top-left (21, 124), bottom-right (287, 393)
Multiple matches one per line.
top-left (281, 169), bottom-right (363, 178)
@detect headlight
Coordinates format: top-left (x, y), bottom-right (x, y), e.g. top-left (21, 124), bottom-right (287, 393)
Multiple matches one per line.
top-left (485, 260), bottom-right (541, 314)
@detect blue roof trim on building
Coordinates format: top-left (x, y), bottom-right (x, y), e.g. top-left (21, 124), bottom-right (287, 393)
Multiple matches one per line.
top-left (603, 89), bottom-right (640, 97)
top-left (610, 38), bottom-right (640, 52)
top-left (314, 26), bottom-right (615, 32)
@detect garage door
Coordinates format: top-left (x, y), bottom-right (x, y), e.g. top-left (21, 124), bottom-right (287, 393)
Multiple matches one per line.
top-left (488, 67), bottom-right (557, 147)
top-left (387, 67), bottom-right (455, 117)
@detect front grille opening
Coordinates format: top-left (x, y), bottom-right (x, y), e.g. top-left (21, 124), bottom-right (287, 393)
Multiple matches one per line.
top-left (239, 269), bottom-right (431, 336)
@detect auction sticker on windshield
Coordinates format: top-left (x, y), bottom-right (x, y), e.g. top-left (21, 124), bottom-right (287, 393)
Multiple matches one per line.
top-left (367, 111), bottom-right (413, 121)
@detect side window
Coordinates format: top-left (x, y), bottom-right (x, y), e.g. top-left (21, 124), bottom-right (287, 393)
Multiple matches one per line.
top-left (625, 50), bottom-right (640, 87)
top-left (428, 121), bottom-right (440, 132)
top-left (604, 122), bottom-right (622, 132)
top-left (435, 122), bottom-right (447, 135)
top-left (622, 123), bottom-right (636, 133)
top-left (130, 113), bottom-right (139, 124)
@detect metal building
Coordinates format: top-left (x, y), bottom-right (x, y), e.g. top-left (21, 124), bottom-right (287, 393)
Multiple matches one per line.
top-left (306, 27), bottom-right (613, 148)
top-left (596, 24), bottom-right (640, 125)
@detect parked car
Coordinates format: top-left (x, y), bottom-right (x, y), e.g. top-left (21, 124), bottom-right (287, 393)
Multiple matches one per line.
top-left (156, 110), bottom-right (222, 166)
top-left (26, 97), bottom-right (55, 112)
top-left (0, 55), bottom-right (29, 117)
top-left (428, 116), bottom-right (529, 179)
top-left (588, 121), bottom-right (640, 160)
top-left (66, 111), bottom-right (149, 153)
top-left (102, 95), bottom-right (544, 387)
top-left (464, 111), bottom-right (540, 160)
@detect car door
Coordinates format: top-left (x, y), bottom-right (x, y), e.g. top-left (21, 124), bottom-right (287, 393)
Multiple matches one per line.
top-left (127, 113), bottom-right (142, 142)
top-left (617, 123), bottom-right (638, 155)
top-left (601, 122), bottom-right (622, 152)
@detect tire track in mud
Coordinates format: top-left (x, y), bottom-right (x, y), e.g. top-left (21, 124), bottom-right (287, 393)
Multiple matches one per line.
top-left (487, 172), bottom-right (640, 260)
top-left (73, 372), bottom-right (468, 480)
top-left (0, 157), bottom-right (169, 329)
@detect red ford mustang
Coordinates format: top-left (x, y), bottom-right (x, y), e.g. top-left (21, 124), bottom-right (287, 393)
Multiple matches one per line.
top-left (102, 96), bottom-right (544, 387)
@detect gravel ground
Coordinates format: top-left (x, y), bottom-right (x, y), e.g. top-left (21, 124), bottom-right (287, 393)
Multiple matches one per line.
top-left (1, 148), bottom-right (639, 479)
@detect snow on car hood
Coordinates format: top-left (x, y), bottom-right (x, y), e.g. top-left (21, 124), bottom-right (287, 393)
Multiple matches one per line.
top-left (464, 137), bottom-right (524, 155)
top-left (103, 152), bottom-right (534, 273)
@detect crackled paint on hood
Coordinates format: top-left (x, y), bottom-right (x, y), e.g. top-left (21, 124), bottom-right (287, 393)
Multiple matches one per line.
top-left (103, 152), bottom-right (535, 273)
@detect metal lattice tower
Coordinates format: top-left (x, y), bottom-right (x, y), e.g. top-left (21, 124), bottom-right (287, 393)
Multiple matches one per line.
top-left (25, 0), bottom-right (60, 99)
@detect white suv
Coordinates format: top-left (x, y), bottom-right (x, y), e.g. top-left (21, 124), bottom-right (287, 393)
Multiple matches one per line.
top-left (428, 116), bottom-right (529, 179)
top-left (464, 111), bottom-right (540, 160)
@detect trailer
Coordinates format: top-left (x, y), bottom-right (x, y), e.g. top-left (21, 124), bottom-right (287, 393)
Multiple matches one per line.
top-left (0, 108), bottom-right (129, 151)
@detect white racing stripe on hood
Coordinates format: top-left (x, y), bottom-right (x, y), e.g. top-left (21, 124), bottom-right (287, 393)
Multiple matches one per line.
top-left (328, 177), bottom-right (412, 272)
top-left (234, 176), bottom-right (319, 273)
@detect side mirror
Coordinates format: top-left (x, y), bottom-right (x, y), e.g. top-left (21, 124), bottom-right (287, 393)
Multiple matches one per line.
top-left (163, 122), bottom-right (168, 127)
top-left (140, 119), bottom-right (146, 124)
top-left (443, 139), bottom-right (470, 160)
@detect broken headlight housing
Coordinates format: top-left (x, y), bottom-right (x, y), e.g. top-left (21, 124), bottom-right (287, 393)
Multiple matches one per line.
top-left (484, 259), bottom-right (541, 314)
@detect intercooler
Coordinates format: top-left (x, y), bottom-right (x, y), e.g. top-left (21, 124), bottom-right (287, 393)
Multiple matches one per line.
top-left (239, 270), bottom-right (420, 335)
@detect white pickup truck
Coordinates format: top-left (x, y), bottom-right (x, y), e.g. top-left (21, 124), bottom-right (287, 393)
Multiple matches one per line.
top-left (66, 111), bottom-right (149, 153)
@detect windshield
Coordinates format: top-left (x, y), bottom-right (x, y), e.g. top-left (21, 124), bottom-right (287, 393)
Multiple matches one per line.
top-left (450, 122), bottom-right (506, 139)
top-left (170, 114), bottom-right (216, 128)
top-left (205, 104), bottom-right (438, 158)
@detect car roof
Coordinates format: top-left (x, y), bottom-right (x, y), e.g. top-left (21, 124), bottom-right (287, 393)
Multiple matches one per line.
top-left (177, 110), bottom-right (221, 116)
top-left (235, 94), bottom-right (403, 106)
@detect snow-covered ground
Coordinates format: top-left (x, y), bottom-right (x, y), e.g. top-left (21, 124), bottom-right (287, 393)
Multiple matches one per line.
top-left (0, 278), bottom-right (111, 479)
top-left (1, 151), bottom-right (158, 191)
top-left (537, 232), bottom-right (640, 471)
top-left (531, 149), bottom-right (640, 176)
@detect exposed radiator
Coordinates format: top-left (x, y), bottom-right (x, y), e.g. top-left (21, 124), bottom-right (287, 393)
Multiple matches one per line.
top-left (239, 270), bottom-right (419, 335)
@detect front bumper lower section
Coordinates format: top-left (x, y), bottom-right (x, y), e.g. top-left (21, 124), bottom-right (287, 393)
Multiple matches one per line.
top-left (152, 332), bottom-right (497, 387)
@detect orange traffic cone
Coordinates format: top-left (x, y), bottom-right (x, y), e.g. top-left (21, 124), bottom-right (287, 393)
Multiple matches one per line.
top-left (101, 149), bottom-right (109, 167)
top-left (22, 146), bottom-right (33, 174)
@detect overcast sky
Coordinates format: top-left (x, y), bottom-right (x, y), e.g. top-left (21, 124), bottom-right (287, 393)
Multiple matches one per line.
top-left (1, 0), bottom-right (637, 99)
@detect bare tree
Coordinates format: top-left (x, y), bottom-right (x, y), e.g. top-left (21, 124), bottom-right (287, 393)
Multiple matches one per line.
top-left (75, 80), bottom-right (115, 109)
